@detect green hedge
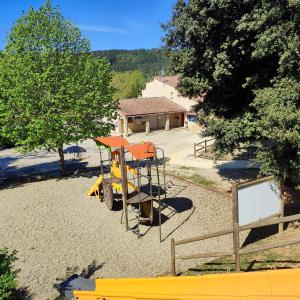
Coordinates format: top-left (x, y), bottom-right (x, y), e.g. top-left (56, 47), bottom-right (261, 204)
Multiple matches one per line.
top-left (0, 248), bottom-right (18, 300)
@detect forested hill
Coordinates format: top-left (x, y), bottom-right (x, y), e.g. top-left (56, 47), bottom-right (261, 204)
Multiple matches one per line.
top-left (93, 48), bottom-right (170, 79)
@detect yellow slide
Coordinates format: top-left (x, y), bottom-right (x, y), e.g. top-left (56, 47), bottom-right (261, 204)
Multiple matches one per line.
top-left (73, 268), bottom-right (300, 300)
top-left (85, 175), bottom-right (103, 200)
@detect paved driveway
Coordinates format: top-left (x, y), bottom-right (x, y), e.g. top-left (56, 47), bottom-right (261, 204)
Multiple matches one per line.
top-left (126, 128), bottom-right (203, 164)
top-left (0, 127), bottom-right (252, 185)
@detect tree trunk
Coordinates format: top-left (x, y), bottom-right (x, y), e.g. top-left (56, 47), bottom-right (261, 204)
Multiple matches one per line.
top-left (58, 146), bottom-right (65, 176)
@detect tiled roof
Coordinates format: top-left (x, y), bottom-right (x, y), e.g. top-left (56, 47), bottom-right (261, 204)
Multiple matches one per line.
top-left (118, 97), bottom-right (186, 117)
top-left (154, 75), bottom-right (179, 88)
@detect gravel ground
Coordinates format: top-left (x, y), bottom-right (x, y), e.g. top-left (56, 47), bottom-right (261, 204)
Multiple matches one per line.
top-left (0, 174), bottom-right (232, 300)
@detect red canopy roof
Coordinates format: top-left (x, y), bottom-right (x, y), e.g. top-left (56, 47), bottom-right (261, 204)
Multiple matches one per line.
top-left (94, 136), bottom-right (129, 148)
top-left (125, 142), bottom-right (156, 160)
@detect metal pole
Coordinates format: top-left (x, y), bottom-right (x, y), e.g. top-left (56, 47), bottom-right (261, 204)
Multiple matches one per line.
top-left (171, 238), bottom-right (176, 275)
top-left (119, 147), bottom-right (129, 231)
top-left (205, 140), bottom-right (207, 153)
top-left (161, 148), bottom-right (167, 200)
top-left (99, 148), bottom-right (104, 202)
top-left (155, 153), bottom-right (162, 242)
top-left (108, 148), bottom-right (112, 183)
top-left (148, 159), bottom-right (153, 224)
top-left (137, 160), bottom-right (141, 236)
top-left (232, 181), bottom-right (241, 272)
top-left (99, 148), bottom-right (104, 176)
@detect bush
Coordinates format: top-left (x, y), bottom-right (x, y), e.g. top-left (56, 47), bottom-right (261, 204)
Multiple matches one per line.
top-left (0, 248), bottom-right (18, 300)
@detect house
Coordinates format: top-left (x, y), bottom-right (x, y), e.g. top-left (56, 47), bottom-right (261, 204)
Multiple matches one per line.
top-left (117, 75), bottom-right (201, 135)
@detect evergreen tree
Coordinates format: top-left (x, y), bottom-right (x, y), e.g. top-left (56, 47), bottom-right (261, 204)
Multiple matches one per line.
top-left (163, 0), bottom-right (300, 188)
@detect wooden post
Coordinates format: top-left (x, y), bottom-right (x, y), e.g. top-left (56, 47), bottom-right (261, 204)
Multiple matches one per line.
top-left (213, 154), bottom-right (217, 165)
top-left (279, 184), bottom-right (284, 233)
top-left (119, 147), bottom-right (129, 231)
top-left (232, 181), bottom-right (241, 272)
top-left (99, 149), bottom-right (104, 202)
top-left (194, 143), bottom-right (196, 158)
top-left (171, 238), bottom-right (176, 275)
top-left (204, 140), bottom-right (207, 153)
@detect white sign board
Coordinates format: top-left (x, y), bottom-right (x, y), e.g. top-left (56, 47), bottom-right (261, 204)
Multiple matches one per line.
top-left (237, 179), bottom-right (281, 226)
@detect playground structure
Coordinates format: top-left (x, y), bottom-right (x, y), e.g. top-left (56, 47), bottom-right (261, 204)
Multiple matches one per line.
top-left (86, 135), bottom-right (166, 238)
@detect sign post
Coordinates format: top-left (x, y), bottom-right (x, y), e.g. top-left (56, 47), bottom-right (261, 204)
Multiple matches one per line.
top-left (232, 181), bottom-right (241, 272)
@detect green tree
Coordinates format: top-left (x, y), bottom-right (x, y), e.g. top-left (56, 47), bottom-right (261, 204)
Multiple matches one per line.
top-left (111, 70), bottom-right (145, 100)
top-left (0, 0), bottom-right (116, 175)
top-left (163, 0), bottom-right (300, 188)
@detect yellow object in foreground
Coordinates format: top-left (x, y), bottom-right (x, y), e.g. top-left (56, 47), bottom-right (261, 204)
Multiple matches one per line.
top-left (73, 268), bottom-right (300, 299)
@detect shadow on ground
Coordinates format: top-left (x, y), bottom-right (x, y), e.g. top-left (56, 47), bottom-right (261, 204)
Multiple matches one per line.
top-left (53, 260), bottom-right (104, 300)
top-left (217, 167), bottom-right (260, 183)
top-left (10, 287), bottom-right (33, 300)
top-left (187, 259), bottom-right (299, 274)
top-left (241, 225), bottom-right (279, 247)
top-left (158, 197), bottom-right (195, 242)
top-left (0, 156), bottom-right (19, 170)
top-left (0, 160), bottom-right (101, 190)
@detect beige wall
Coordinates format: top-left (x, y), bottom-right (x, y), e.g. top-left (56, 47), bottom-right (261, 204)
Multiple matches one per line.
top-left (118, 112), bottom-right (185, 134)
top-left (141, 79), bottom-right (198, 111)
top-left (128, 118), bottom-right (145, 133)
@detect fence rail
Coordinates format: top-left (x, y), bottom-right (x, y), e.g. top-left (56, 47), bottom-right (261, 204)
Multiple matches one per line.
top-left (170, 180), bottom-right (299, 275)
top-left (193, 138), bottom-right (215, 158)
top-left (193, 139), bottom-right (258, 161)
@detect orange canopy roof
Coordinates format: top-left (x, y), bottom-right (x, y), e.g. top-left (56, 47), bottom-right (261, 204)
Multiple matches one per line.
top-left (125, 142), bottom-right (156, 160)
top-left (94, 136), bottom-right (129, 148)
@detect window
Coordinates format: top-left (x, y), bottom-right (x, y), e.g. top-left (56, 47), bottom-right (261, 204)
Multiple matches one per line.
top-left (135, 116), bottom-right (143, 124)
top-left (187, 115), bottom-right (196, 122)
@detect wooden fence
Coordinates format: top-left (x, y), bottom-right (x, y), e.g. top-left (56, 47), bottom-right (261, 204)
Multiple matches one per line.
top-left (170, 181), bottom-right (299, 275)
top-left (193, 138), bottom-right (215, 158)
top-left (194, 139), bottom-right (258, 162)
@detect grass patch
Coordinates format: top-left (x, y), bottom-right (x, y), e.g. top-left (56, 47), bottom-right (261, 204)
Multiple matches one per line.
top-left (172, 167), bottom-right (217, 188)
top-left (178, 174), bottom-right (217, 187)
top-left (181, 250), bottom-right (300, 276)
top-left (185, 174), bottom-right (215, 188)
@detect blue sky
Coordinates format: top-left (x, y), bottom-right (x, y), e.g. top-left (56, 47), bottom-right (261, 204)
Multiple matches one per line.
top-left (0, 0), bottom-right (175, 50)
